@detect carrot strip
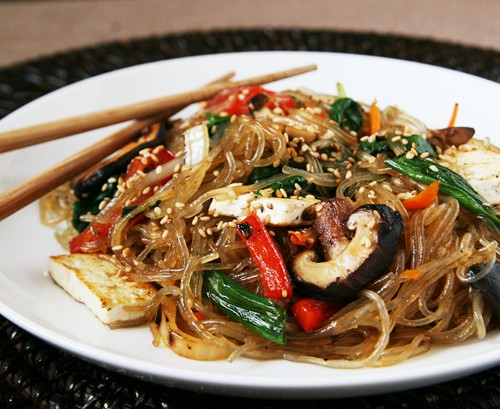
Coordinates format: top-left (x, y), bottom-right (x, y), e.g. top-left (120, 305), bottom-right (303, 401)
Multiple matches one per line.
top-left (401, 268), bottom-right (424, 281)
top-left (402, 181), bottom-right (440, 210)
top-left (448, 103), bottom-right (459, 128)
top-left (370, 101), bottom-right (380, 135)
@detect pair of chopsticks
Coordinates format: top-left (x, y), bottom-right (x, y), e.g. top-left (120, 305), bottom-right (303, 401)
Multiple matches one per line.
top-left (0, 64), bottom-right (317, 221)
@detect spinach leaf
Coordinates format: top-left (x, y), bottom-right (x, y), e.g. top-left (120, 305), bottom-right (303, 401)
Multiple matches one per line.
top-left (203, 270), bottom-right (287, 344)
top-left (330, 98), bottom-right (363, 132)
top-left (359, 134), bottom-right (438, 158)
top-left (206, 112), bottom-right (230, 141)
top-left (72, 178), bottom-right (118, 233)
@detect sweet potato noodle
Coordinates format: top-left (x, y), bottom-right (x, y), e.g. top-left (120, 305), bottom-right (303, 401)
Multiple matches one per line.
top-left (41, 87), bottom-right (500, 368)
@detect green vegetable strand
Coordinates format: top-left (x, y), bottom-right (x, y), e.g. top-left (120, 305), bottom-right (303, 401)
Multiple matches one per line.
top-left (203, 270), bottom-right (287, 344)
top-left (385, 156), bottom-right (500, 228)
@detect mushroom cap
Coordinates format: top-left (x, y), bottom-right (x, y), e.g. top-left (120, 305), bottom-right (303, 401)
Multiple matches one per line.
top-left (290, 203), bottom-right (403, 300)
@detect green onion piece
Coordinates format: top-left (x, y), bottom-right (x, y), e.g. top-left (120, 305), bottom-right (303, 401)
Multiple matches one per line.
top-left (203, 270), bottom-right (287, 344)
top-left (385, 155), bottom-right (500, 228)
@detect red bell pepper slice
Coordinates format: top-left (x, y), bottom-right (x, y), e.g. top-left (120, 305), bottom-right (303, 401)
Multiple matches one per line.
top-left (70, 146), bottom-right (175, 254)
top-left (291, 298), bottom-right (345, 332)
top-left (205, 86), bottom-right (295, 116)
top-left (235, 213), bottom-right (293, 300)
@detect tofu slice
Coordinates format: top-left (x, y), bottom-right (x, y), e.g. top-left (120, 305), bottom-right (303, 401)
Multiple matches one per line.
top-left (442, 140), bottom-right (500, 205)
top-left (208, 192), bottom-right (319, 226)
top-left (49, 254), bottom-right (157, 326)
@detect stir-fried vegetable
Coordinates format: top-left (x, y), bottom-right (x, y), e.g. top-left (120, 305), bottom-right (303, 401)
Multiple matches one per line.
top-left (402, 181), bottom-right (440, 210)
top-left (203, 270), bottom-right (287, 344)
top-left (359, 134), bottom-right (438, 158)
top-left (330, 97), bottom-right (363, 132)
top-left (291, 298), bottom-right (345, 332)
top-left (204, 85), bottom-right (295, 116)
top-left (236, 213), bottom-right (293, 300)
top-left (385, 155), bottom-right (500, 228)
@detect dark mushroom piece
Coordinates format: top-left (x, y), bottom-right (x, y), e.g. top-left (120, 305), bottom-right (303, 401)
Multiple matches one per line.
top-left (467, 261), bottom-right (500, 320)
top-left (427, 126), bottom-right (475, 151)
top-left (73, 123), bottom-right (167, 198)
top-left (290, 199), bottom-right (403, 300)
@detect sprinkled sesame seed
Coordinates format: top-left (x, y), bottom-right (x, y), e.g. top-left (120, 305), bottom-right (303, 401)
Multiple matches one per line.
top-left (122, 248), bottom-right (131, 257)
top-left (198, 229), bottom-right (207, 238)
top-left (429, 165), bottom-right (439, 172)
top-left (162, 230), bottom-right (169, 239)
top-left (358, 186), bottom-right (365, 194)
top-left (142, 187), bottom-right (151, 195)
top-left (369, 180), bottom-right (378, 186)
top-left (368, 135), bottom-right (377, 143)
top-left (200, 216), bottom-right (210, 221)
top-left (112, 245), bottom-right (123, 251)
top-left (345, 170), bottom-right (352, 179)
top-left (192, 216), bottom-right (199, 226)
top-left (174, 164), bottom-right (181, 173)
top-left (175, 202), bottom-right (185, 208)
top-left (382, 184), bottom-right (393, 192)
top-left (391, 136), bottom-right (401, 142)
top-left (280, 188), bottom-right (288, 198)
top-left (420, 152), bottom-right (430, 158)
top-left (406, 152), bottom-right (415, 159)
top-left (155, 165), bottom-right (163, 174)
top-left (154, 207), bottom-right (162, 215)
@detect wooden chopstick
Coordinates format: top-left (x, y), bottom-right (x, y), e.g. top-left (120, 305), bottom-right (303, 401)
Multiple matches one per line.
top-left (0, 72), bottom-right (237, 222)
top-left (0, 64), bottom-right (317, 153)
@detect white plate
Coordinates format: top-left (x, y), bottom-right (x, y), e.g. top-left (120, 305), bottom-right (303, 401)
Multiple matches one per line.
top-left (0, 51), bottom-right (499, 399)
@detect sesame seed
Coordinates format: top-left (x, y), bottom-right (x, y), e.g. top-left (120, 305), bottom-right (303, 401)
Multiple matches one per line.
top-left (200, 216), bottom-right (210, 221)
top-left (175, 202), bottom-right (185, 208)
top-left (142, 187), bottom-right (151, 195)
top-left (161, 230), bottom-right (169, 239)
top-left (174, 164), bottom-right (181, 173)
top-left (198, 229), bottom-right (207, 238)
top-left (122, 248), bottom-right (131, 257)
top-left (382, 184), bottom-right (393, 192)
top-left (391, 136), bottom-right (401, 142)
top-left (429, 165), bottom-right (439, 172)
top-left (155, 165), bottom-right (163, 174)
top-left (154, 207), bottom-right (162, 215)
top-left (368, 135), bottom-right (377, 143)
top-left (369, 180), bottom-right (377, 186)
top-left (192, 216), bottom-right (199, 226)
top-left (112, 245), bottom-right (124, 251)
top-left (420, 152), bottom-right (430, 158)
top-left (345, 170), bottom-right (352, 179)
top-left (358, 186), bottom-right (365, 194)
top-left (405, 152), bottom-right (415, 159)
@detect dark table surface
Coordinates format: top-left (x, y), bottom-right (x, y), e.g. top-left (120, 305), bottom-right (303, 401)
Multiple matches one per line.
top-left (1, 29), bottom-right (499, 409)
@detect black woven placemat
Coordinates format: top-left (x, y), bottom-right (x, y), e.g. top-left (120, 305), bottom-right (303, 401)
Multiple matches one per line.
top-left (1, 29), bottom-right (499, 409)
